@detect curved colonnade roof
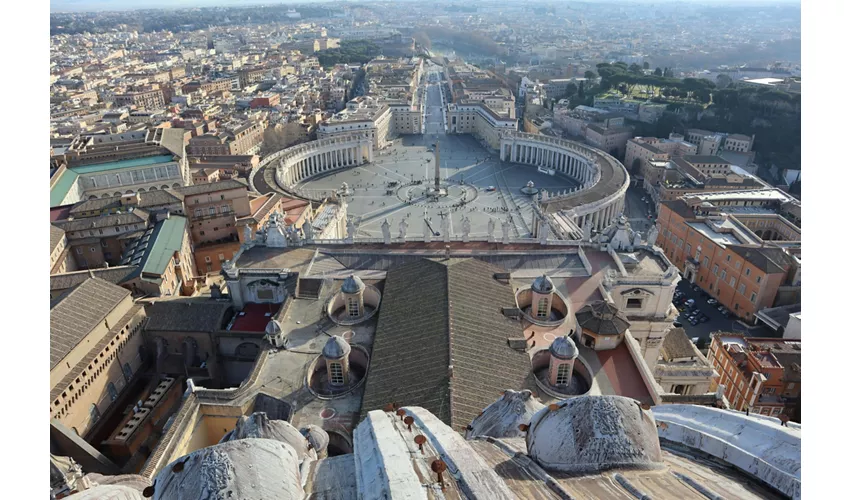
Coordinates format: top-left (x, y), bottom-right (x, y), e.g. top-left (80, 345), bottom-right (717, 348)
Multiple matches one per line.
top-left (503, 132), bottom-right (629, 215)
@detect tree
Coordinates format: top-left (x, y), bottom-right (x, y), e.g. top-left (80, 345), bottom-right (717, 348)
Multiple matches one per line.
top-left (584, 70), bottom-right (597, 80)
top-left (578, 80), bottom-right (585, 99)
top-left (716, 73), bottom-right (732, 89)
top-left (628, 63), bottom-right (643, 74)
top-left (643, 61), bottom-right (650, 70)
top-left (565, 82), bottom-right (578, 97)
top-left (654, 67), bottom-right (663, 76)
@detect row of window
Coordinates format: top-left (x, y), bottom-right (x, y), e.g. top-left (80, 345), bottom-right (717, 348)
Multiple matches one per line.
top-left (193, 205), bottom-right (231, 218)
top-left (51, 319), bottom-right (142, 419)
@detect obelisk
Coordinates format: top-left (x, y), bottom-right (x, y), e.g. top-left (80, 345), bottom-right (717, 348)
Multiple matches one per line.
top-left (434, 140), bottom-right (441, 192)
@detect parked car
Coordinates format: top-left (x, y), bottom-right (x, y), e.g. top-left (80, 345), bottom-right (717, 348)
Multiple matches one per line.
top-left (691, 337), bottom-right (700, 344)
top-left (691, 283), bottom-right (700, 291)
top-left (685, 299), bottom-right (695, 307)
top-left (673, 321), bottom-right (683, 328)
top-left (690, 318), bottom-right (699, 326)
top-left (699, 316), bottom-right (710, 323)
top-left (707, 298), bottom-right (718, 306)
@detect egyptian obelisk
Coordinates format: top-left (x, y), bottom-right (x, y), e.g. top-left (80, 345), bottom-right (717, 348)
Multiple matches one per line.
top-left (434, 140), bottom-right (441, 192)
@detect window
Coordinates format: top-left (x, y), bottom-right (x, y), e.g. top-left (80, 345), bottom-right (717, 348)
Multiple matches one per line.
top-left (195, 208), bottom-right (202, 217)
top-left (756, 276), bottom-right (762, 284)
top-left (221, 205), bottom-right (230, 214)
top-left (123, 363), bottom-right (133, 380)
top-left (329, 362), bottom-right (345, 385)
top-left (735, 261), bottom-right (741, 269)
top-left (726, 255), bottom-right (731, 262)
top-left (703, 257), bottom-right (709, 267)
top-left (556, 363), bottom-right (572, 385)
top-left (200, 231), bottom-right (205, 236)
top-left (720, 270), bottom-right (726, 280)
top-left (734, 303), bottom-right (739, 311)
top-left (626, 298), bottom-right (643, 309)
top-left (194, 199), bottom-right (199, 204)
top-left (787, 383), bottom-right (795, 390)
top-left (347, 297), bottom-right (360, 317)
top-left (750, 292), bottom-right (757, 303)
top-left (76, 248), bottom-right (83, 255)
top-left (730, 277), bottom-right (736, 288)
top-left (220, 195), bottom-right (225, 200)
top-left (204, 256), bottom-right (212, 263)
top-left (537, 297), bottom-right (550, 318)
top-left (209, 207), bottom-right (216, 216)
top-left (685, 243), bottom-right (691, 255)
top-left (745, 268), bottom-right (751, 277)
top-left (107, 382), bottom-right (118, 402)
top-left (712, 264), bottom-right (718, 275)
top-left (218, 253), bottom-right (226, 261)
top-left (738, 283), bottom-right (746, 294)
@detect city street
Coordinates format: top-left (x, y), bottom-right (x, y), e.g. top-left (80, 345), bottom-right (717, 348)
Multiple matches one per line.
top-left (623, 184), bottom-right (655, 233)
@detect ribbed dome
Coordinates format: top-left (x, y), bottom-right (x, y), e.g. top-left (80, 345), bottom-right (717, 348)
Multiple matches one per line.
top-left (341, 274), bottom-right (365, 294)
top-left (265, 319), bottom-right (283, 336)
top-left (532, 274), bottom-right (555, 294)
top-left (526, 396), bottom-right (663, 473)
top-left (550, 335), bottom-right (578, 360)
top-left (575, 301), bottom-right (630, 335)
top-left (322, 335), bottom-right (351, 359)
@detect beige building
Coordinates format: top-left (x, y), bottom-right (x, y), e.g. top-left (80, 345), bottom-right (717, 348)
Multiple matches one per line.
top-left (654, 328), bottom-right (718, 396)
top-left (114, 89), bottom-right (165, 111)
top-left (50, 278), bottom-right (148, 440)
top-left (51, 224), bottom-right (77, 274)
top-left (624, 136), bottom-right (697, 175)
top-left (447, 102), bottom-right (518, 150)
top-left (686, 129), bottom-right (724, 156)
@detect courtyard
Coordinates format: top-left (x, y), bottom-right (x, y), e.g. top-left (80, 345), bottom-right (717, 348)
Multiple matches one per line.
top-left (294, 133), bottom-right (580, 238)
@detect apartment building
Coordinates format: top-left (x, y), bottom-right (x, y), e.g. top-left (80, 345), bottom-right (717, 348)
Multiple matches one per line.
top-left (176, 179), bottom-right (251, 274)
top-left (624, 136), bottom-right (697, 175)
top-left (187, 121), bottom-right (264, 155)
top-left (113, 89), bottom-right (165, 111)
top-left (656, 194), bottom-right (800, 323)
top-left (685, 129), bottom-right (724, 156)
top-left (707, 333), bottom-right (800, 418)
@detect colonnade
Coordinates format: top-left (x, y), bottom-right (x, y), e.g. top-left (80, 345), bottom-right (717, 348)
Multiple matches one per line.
top-left (503, 141), bottom-right (596, 186)
top-left (499, 132), bottom-right (629, 234)
top-left (275, 134), bottom-right (373, 188)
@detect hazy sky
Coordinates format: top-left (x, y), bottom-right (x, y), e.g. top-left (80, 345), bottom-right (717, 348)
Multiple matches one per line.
top-left (50, 0), bottom-right (801, 14)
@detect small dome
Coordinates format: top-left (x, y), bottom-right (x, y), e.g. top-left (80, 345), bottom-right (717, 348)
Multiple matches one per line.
top-left (322, 335), bottom-right (351, 360)
top-left (575, 301), bottom-right (630, 335)
top-left (341, 274), bottom-right (365, 294)
top-left (532, 274), bottom-right (555, 294)
top-left (550, 335), bottom-right (578, 360)
top-left (265, 319), bottom-right (283, 336)
top-left (526, 396), bottom-right (663, 473)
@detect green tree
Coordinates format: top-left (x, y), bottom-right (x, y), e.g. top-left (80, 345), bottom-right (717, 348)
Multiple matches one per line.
top-left (643, 61), bottom-right (650, 70)
top-left (584, 70), bottom-right (597, 80)
top-left (565, 82), bottom-right (578, 97)
top-left (654, 67), bottom-right (663, 76)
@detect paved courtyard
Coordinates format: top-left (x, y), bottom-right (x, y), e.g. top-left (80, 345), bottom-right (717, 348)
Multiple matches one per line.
top-left (295, 79), bottom-right (579, 238)
top-left (295, 134), bottom-right (579, 238)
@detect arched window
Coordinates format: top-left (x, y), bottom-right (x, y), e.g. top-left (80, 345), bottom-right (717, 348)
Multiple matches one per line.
top-left (555, 363), bottom-right (571, 385)
top-left (329, 362), bottom-right (344, 386)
